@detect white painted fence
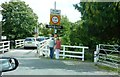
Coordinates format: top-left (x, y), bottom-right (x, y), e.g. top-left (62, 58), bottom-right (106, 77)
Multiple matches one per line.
top-left (60, 45), bottom-right (89, 61)
top-left (0, 41), bottom-right (10, 54)
top-left (94, 44), bottom-right (119, 68)
top-left (37, 39), bottom-right (50, 57)
top-left (15, 39), bottom-right (24, 48)
top-left (37, 39), bottom-right (89, 61)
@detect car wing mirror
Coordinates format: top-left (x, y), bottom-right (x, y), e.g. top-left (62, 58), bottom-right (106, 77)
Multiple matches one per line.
top-left (0, 57), bottom-right (19, 72)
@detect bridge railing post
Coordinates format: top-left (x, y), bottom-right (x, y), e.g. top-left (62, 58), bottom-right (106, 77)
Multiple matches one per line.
top-left (39, 44), bottom-right (43, 56)
top-left (82, 48), bottom-right (85, 61)
top-left (2, 42), bottom-right (4, 54)
top-left (0, 41), bottom-right (10, 54)
top-left (7, 41), bottom-right (10, 52)
top-left (62, 46), bottom-right (65, 59)
top-left (15, 39), bottom-right (24, 48)
top-left (94, 45), bottom-right (99, 63)
top-left (45, 45), bottom-right (48, 57)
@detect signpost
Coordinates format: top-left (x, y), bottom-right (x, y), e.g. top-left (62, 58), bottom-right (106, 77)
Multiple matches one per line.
top-left (46, 2), bottom-right (63, 34)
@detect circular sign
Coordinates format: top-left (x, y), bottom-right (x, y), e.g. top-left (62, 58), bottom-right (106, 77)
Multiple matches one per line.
top-left (52, 16), bottom-right (59, 24)
top-left (50, 14), bottom-right (60, 25)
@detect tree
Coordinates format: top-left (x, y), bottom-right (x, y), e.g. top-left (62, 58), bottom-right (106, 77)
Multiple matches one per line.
top-left (1, 0), bottom-right (38, 40)
top-left (74, 2), bottom-right (120, 46)
top-left (37, 23), bottom-right (52, 37)
top-left (58, 16), bottom-right (71, 45)
top-left (69, 20), bottom-right (88, 46)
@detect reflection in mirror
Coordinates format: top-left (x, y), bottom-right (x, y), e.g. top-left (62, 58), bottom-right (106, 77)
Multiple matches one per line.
top-left (0, 57), bottom-right (19, 72)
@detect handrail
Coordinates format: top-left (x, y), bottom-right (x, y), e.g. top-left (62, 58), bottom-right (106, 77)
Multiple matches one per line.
top-left (61, 45), bottom-right (88, 49)
top-left (37, 40), bottom-right (89, 61)
top-left (37, 39), bottom-right (50, 57)
top-left (0, 41), bottom-right (10, 54)
top-left (61, 45), bottom-right (89, 61)
top-left (15, 39), bottom-right (24, 48)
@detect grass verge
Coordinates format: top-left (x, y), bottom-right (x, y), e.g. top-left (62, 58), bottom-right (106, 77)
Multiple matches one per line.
top-left (95, 64), bottom-right (119, 73)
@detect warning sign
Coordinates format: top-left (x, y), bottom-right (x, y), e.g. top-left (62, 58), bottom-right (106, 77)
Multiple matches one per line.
top-left (50, 9), bottom-right (61, 26)
top-left (50, 14), bottom-right (60, 25)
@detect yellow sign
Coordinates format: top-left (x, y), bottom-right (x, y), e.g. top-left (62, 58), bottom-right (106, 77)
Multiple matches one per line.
top-left (50, 9), bottom-right (61, 26)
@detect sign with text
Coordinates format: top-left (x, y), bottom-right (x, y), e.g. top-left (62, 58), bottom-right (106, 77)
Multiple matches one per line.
top-left (50, 9), bottom-right (61, 26)
top-left (50, 9), bottom-right (61, 15)
top-left (46, 25), bottom-right (63, 29)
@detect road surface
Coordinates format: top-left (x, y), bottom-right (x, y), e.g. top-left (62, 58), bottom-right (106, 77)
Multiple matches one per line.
top-left (0, 49), bottom-right (118, 75)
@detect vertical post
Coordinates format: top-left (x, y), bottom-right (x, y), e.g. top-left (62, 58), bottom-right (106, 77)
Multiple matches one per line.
top-left (20, 40), bottom-right (22, 47)
top-left (21, 40), bottom-right (22, 47)
top-left (45, 45), bottom-right (47, 57)
top-left (39, 44), bottom-right (42, 56)
top-left (82, 48), bottom-right (85, 61)
top-left (54, 1), bottom-right (57, 34)
top-left (15, 40), bottom-right (17, 48)
top-left (2, 42), bottom-right (4, 54)
top-left (8, 41), bottom-right (10, 52)
top-left (63, 46), bottom-right (65, 59)
top-left (94, 45), bottom-right (99, 63)
top-left (21, 39), bottom-right (23, 47)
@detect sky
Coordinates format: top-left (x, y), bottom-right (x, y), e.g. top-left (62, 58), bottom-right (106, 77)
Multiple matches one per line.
top-left (0, 0), bottom-right (81, 24)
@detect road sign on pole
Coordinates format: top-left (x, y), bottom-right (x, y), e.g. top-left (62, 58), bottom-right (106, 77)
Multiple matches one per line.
top-left (50, 9), bottom-right (61, 26)
top-left (47, 2), bottom-right (63, 34)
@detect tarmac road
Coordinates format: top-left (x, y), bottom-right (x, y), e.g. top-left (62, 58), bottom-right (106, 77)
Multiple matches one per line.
top-left (1, 49), bottom-right (118, 75)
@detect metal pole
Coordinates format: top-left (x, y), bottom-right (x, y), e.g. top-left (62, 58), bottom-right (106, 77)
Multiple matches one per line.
top-left (54, 1), bottom-right (57, 34)
top-left (54, 1), bottom-right (56, 10)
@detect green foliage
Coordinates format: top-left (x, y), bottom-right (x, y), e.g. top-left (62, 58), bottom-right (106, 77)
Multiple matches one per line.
top-left (58, 16), bottom-right (71, 45)
top-left (74, 2), bottom-right (120, 46)
top-left (39, 25), bottom-right (51, 37)
top-left (60, 2), bottom-right (120, 62)
top-left (95, 64), bottom-right (119, 73)
top-left (1, 0), bottom-right (38, 40)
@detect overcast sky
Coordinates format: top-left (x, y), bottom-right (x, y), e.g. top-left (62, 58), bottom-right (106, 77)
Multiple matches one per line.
top-left (0, 0), bottom-right (81, 24)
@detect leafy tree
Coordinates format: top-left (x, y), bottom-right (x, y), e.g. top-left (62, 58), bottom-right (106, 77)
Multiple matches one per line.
top-left (69, 20), bottom-right (87, 46)
top-left (1, 0), bottom-right (38, 40)
top-left (58, 16), bottom-right (71, 45)
top-left (74, 2), bottom-right (120, 46)
top-left (39, 25), bottom-right (51, 37)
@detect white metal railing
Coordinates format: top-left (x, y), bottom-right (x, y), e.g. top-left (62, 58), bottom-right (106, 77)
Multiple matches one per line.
top-left (37, 39), bottom-right (89, 61)
top-left (94, 44), bottom-right (119, 68)
top-left (15, 39), bottom-right (24, 48)
top-left (0, 41), bottom-right (10, 54)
